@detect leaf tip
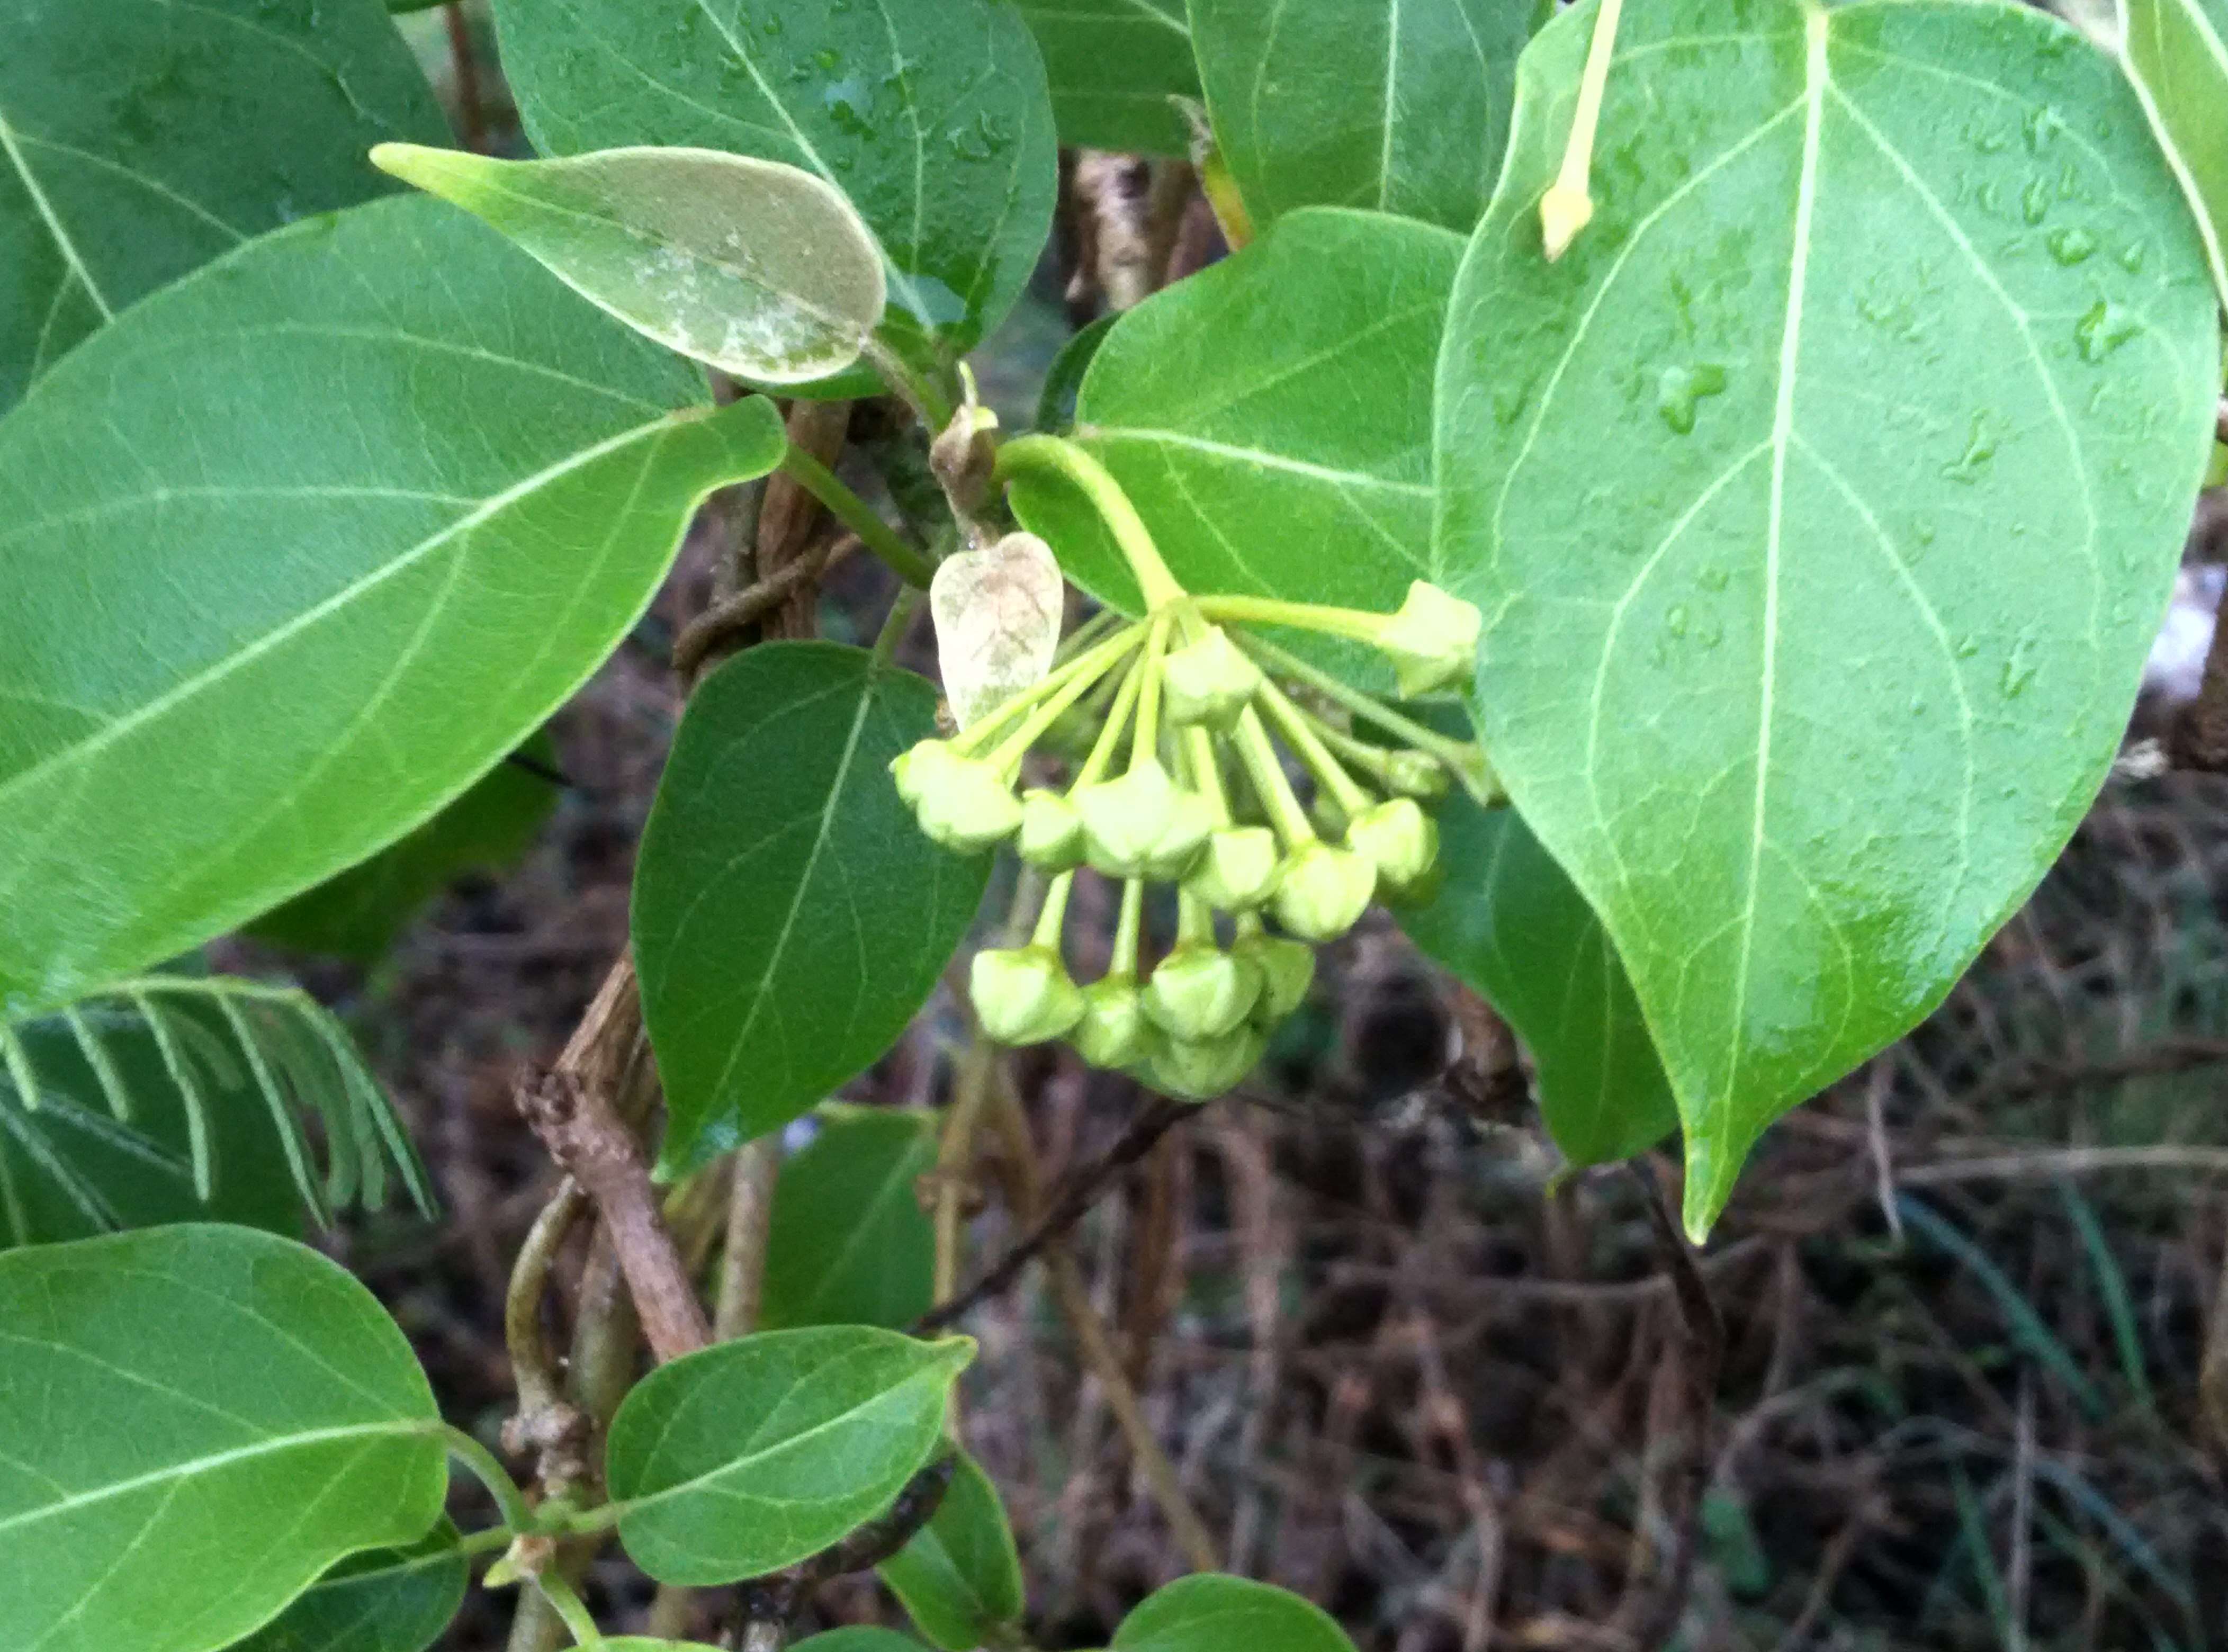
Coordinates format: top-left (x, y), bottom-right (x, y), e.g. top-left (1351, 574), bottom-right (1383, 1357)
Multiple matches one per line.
top-left (1539, 183), bottom-right (1594, 263)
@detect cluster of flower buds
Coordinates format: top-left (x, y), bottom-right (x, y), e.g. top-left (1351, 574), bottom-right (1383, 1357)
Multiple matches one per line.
top-left (893, 579), bottom-right (1486, 1101)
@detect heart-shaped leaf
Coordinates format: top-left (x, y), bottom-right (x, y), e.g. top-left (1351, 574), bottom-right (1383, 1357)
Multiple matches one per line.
top-left (488, 0), bottom-right (1058, 361)
top-left (761, 1107), bottom-right (938, 1332)
top-left (1016, 0), bottom-right (1201, 156)
top-left (634, 644), bottom-right (990, 1170)
top-left (876, 1450), bottom-right (1025, 1652)
top-left (1436, 0), bottom-right (2222, 1235)
top-left (931, 531), bottom-right (1066, 730)
top-left (606, 1327), bottom-right (973, 1585)
top-left (1190, 0), bottom-right (1532, 235)
top-left (371, 145), bottom-right (886, 385)
top-left (230, 1519), bottom-right (468, 1652)
top-left (1008, 206), bottom-right (1462, 691)
top-left (248, 737), bottom-right (559, 962)
top-left (1398, 794), bottom-right (1676, 1166)
top-left (1113, 1575), bottom-right (1356, 1652)
top-left (0, 1225), bottom-right (447, 1652)
top-left (0, 194), bottom-right (787, 1020)
top-left (0, 0), bottom-right (446, 410)
top-left (2112, 0), bottom-right (2228, 306)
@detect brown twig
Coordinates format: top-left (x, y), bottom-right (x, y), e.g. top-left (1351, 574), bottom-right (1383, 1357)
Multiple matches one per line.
top-left (1605, 1161), bottom-right (1725, 1648)
top-left (915, 1092), bottom-right (1191, 1334)
top-left (516, 957), bottom-right (710, 1363)
top-left (672, 533), bottom-right (853, 689)
top-left (444, 3), bottom-right (487, 152)
top-left (735, 1454), bottom-right (957, 1647)
top-left (757, 401), bottom-right (853, 639)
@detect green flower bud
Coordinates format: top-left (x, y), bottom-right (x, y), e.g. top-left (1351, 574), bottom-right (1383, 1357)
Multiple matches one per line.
top-left (1378, 852), bottom-right (1445, 909)
top-left (1183, 824), bottom-right (1282, 911)
top-left (1147, 1024), bottom-right (1269, 1101)
top-left (1072, 974), bottom-right (1158, 1069)
top-left (1143, 785), bottom-right (1216, 879)
top-left (970, 946), bottom-right (1084, 1046)
top-left (1378, 581), bottom-right (1482, 697)
top-left (894, 740), bottom-right (1021, 852)
top-left (1272, 840), bottom-right (1376, 941)
top-left (1379, 748), bottom-right (1451, 800)
top-left (1017, 788), bottom-right (1085, 870)
top-left (1234, 930), bottom-right (1314, 1024)
top-left (1144, 944), bottom-right (1260, 1042)
top-left (1345, 797), bottom-right (1439, 888)
top-left (1074, 758), bottom-right (1179, 876)
top-left (1162, 626), bottom-right (1263, 731)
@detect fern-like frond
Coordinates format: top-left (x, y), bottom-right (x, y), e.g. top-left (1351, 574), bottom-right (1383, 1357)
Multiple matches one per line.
top-left (0, 975), bottom-right (434, 1249)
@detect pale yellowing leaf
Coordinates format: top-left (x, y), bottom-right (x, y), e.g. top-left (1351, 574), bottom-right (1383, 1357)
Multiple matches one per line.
top-left (930, 532), bottom-right (1065, 730)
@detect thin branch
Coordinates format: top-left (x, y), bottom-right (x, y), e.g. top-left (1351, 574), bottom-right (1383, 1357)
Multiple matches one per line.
top-left (915, 1092), bottom-right (1191, 1335)
top-left (716, 1138), bottom-right (781, 1341)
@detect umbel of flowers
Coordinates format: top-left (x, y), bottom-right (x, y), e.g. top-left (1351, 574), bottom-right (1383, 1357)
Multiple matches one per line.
top-left (893, 435), bottom-right (1489, 1101)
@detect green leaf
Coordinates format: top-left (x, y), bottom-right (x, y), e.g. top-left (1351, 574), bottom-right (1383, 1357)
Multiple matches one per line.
top-left (2113, 0), bottom-right (2228, 307)
top-left (0, 975), bottom-right (430, 1248)
top-left (1036, 312), bottom-right (1118, 433)
top-left (1113, 1575), bottom-right (1355, 1652)
top-left (1015, 0), bottom-right (1201, 156)
top-left (634, 643), bottom-right (989, 1170)
top-left (1397, 795), bottom-right (1676, 1166)
top-left (792, 1635), bottom-right (928, 1652)
top-left (0, 1225), bottom-right (447, 1652)
top-left (0, 194), bottom-right (788, 1020)
top-left (0, 0), bottom-right (446, 410)
top-left (229, 1519), bottom-right (469, 1652)
top-left (761, 1106), bottom-right (938, 1331)
top-left (1435, 0), bottom-right (2222, 1236)
top-left (1190, 0), bottom-right (1530, 234)
top-left (605, 1326), bottom-right (974, 1585)
top-left (1008, 206), bottom-right (1462, 690)
top-left (488, 0), bottom-right (1059, 359)
top-left (248, 738), bottom-right (560, 963)
top-left (876, 1450), bottom-right (1026, 1652)
top-left (371, 144), bottom-right (887, 385)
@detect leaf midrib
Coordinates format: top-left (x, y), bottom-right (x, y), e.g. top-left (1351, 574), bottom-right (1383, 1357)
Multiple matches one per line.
top-left (0, 412), bottom-right (694, 812)
top-left (0, 103), bottom-right (113, 322)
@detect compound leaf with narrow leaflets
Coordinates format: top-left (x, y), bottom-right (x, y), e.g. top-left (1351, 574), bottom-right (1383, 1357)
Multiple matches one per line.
top-left (634, 644), bottom-right (989, 1172)
top-left (1015, 0), bottom-right (1201, 156)
top-left (248, 736), bottom-right (560, 962)
top-left (0, 1225), bottom-right (447, 1652)
top-left (371, 145), bottom-right (886, 385)
top-left (0, 0), bottom-right (446, 411)
top-left (230, 1519), bottom-right (468, 1652)
top-left (606, 1327), bottom-right (974, 1585)
top-left (1398, 795), bottom-right (1677, 1166)
top-left (760, 1107), bottom-right (938, 1332)
top-left (488, 0), bottom-right (1058, 361)
top-left (0, 195), bottom-right (787, 1020)
top-left (1113, 1575), bottom-right (1356, 1652)
top-left (1008, 206), bottom-right (1461, 691)
top-left (876, 1450), bottom-right (1026, 1652)
top-left (1435, 0), bottom-right (2221, 1236)
top-left (1190, 0), bottom-right (1531, 234)
top-left (2113, 0), bottom-right (2228, 306)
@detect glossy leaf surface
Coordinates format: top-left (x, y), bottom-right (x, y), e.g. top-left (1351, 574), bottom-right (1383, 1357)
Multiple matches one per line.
top-left (488, 0), bottom-right (1058, 357)
top-left (1113, 1574), bottom-right (1356, 1652)
top-left (372, 144), bottom-right (886, 384)
top-left (0, 1226), bottom-right (446, 1652)
top-left (1399, 795), bottom-right (1676, 1166)
top-left (0, 195), bottom-right (786, 1019)
top-left (877, 1450), bottom-right (1026, 1652)
top-left (231, 1520), bottom-right (468, 1652)
top-left (1009, 206), bottom-right (1461, 689)
top-left (607, 1327), bottom-right (973, 1585)
top-left (634, 644), bottom-right (989, 1171)
top-left (1190, 0), bottom-right (1529, 234)
top-left (2116, 0), bottom-right (2228, 304)
top-left (1016, 0), bottom-right (1201, 155)
top-left (248, 738), bottom-right (559, 962)
top-left (760, 1106), bottom-right (937, 1332)
top-left (0, 0), bottom-right (445, 410)
top-left (1436, 0), bottom-right (2221, 1234)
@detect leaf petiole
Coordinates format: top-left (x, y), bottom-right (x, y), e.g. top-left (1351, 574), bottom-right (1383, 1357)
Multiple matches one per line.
top-left (1540, 0), bottom-right (1626, 259)
top-left (443, 1424), bottom-right (537, 1535)
top-left (779, 443), bottom-right (937, 588)
top-left (533, 1571), bottom-right (607, 1648)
